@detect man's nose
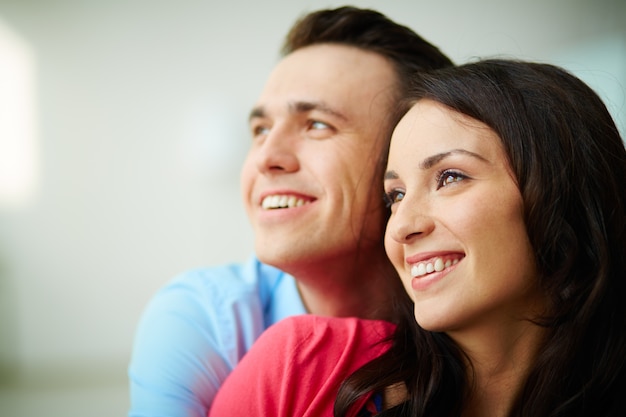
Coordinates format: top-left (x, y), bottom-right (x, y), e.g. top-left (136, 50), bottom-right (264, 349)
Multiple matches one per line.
top-left (255, 125), bottom-right (300, 174)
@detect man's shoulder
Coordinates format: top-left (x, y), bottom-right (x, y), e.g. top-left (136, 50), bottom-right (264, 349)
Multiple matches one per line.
top-left (144, 256), bottom-right (303, 328)
top-left (162, 256), bottom-right (286, 299)
top-left (134, 256), bottom-right (297, 361)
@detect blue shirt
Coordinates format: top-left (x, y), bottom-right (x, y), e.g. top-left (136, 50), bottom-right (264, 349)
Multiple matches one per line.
top-left (128, 256), bottom-right (306, 417)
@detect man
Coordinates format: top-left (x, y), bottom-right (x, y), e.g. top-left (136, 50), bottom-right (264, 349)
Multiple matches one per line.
top-left (128, 6), bottom-right (453, 416)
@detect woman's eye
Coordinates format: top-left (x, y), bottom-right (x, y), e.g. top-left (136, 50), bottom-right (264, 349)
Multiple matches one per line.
top-left (384, 189), bottom-right (405, 207)
top-left (437, 170), bottom-right (467, 189)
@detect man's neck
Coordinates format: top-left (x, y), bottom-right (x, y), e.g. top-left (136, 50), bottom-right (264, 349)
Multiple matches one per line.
top-left (292, 253), bottom-right (398, 320)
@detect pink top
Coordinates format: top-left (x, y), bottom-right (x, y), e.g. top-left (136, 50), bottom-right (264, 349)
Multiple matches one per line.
top-left (208, 314), bottom-right (395, 417)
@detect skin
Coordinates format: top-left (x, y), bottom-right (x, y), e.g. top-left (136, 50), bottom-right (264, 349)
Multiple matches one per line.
top-left (241, 43), bottom-right (398, 318)
top-left (384, 100), bottom-right (547, 416)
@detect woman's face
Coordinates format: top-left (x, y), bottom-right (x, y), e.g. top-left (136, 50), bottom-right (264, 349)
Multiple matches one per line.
top-left (384, 100), bottom-right (544, 336)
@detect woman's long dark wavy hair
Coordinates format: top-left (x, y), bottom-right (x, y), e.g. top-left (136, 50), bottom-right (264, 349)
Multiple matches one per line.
top-left (334, 60), bottom-right (626, 417)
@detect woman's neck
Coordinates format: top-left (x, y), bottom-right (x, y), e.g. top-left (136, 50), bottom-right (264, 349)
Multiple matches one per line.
top-left (456, 321), bottom-right (546, 417)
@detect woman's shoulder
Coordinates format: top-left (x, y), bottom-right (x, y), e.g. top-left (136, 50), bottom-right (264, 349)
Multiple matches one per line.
top-left (209, 314), bottom-right (396, 417)
top-left (268, 314), bottom-right (395, 337)
top-left (262, 314), bottom-right (396, 358)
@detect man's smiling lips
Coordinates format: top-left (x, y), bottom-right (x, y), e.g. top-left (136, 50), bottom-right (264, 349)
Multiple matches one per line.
top-left (261, 194), bottom-right (315, 210)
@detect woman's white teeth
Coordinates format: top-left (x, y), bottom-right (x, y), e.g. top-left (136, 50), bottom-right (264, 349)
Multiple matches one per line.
top-left (262, 195), bottom-right (306, 209)
top-left (411, 257), bottom-right (458, 278)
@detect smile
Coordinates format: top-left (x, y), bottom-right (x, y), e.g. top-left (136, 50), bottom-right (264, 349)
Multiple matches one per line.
top-left (261, 194), bottom-right (311, 210)
top-left (410, 256), bottom-right (463, 278)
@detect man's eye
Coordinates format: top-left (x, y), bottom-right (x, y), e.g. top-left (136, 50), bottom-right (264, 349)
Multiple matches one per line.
top-left (437, 170), bottom-right (467, 189)
top-left (309, 120), bottom-right (330, 130)
top-left (384, 189), bottom-right (405, 207)
top-left (252, 125), bottom-right (270, 137)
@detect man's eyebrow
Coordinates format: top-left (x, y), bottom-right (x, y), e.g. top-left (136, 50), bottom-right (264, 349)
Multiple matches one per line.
top-left (248, 100), bottom-right (348, 123)
top-left (290, 100), bottom-right (348, 121)
top-left (420, 149), bottom-right (488, 169)
top-left (249, 106), bottom-right (265, 122)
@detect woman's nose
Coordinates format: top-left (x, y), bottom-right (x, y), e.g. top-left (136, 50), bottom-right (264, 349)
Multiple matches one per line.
top-left (386, 198), bottom-right (435, 244)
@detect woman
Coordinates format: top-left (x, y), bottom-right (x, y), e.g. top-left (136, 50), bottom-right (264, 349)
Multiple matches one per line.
top-left (209, 60), bottom-right (626, 417)
top-left (337, 59), bottom-right (626, 416)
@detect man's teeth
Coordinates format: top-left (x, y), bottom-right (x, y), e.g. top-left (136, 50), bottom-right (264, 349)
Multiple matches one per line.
top-left (261, 195), bottom-right (307, 210)
top-left (411, 257), bottom-right (459, 278)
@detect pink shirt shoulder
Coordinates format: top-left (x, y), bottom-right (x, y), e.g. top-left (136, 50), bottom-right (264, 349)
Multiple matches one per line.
top-left (208, 314), bottom-right (395, 417)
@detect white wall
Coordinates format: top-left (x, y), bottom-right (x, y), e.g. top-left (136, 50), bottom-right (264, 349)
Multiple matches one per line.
top-left (0, 0), bottom-right (624, 387)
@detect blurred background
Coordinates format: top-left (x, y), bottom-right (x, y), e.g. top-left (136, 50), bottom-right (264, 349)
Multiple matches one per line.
top-left (0, 0), bottom-right (624, 415)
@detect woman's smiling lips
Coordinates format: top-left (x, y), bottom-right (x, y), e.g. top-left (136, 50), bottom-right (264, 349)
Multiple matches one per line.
top-left (404, 253), bottom-right (465, 290)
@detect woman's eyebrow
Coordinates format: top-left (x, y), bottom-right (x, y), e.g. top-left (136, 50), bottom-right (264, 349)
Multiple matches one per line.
top-left (384, 149), bottom-right (489, 181)
top-left (420, 149), bottom-right (488, 169)
top-left (384, 170), bottom-right (399, 180)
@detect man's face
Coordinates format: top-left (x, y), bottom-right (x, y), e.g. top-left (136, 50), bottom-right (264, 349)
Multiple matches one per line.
top-left (241, 44), bottom-right (398, 274)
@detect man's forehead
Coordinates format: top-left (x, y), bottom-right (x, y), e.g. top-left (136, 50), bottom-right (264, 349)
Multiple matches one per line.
top-left (250, 45), bottom-right (397, 123)
top-left (260, 44), bottom-right (396, 94)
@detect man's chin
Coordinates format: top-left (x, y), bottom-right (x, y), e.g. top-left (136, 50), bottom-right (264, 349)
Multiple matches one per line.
top-left (255, 243), bottom-right (311, 273)
top-left (255, 245), bottom-right (292, 267)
